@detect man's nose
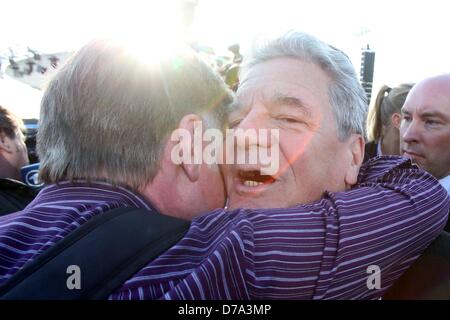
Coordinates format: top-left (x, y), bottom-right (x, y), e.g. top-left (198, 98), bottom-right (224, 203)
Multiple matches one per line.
top-left (236, 107), bottom-right (265, 130)
top-left (234, 108), bottom-right (273, 150)
top-left (401, 120), bottom-right (421, 144)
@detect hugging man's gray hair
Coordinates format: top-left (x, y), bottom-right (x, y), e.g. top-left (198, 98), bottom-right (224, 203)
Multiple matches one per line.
top-left (37, 39), bottom-right (234, 189)
top-left (242, 31), bottom-right (368, 140)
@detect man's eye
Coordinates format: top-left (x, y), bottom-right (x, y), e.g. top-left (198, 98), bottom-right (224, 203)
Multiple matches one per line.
top-left (277, 116), bottom-right (300, 124)
top-left (402, 116), bottom-right (411, 122)
top-left (425, 119), bottom-right (440, 126)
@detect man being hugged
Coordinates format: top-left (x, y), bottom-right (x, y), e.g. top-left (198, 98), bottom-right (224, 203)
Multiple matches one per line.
top-left (0, 34), bottom-right (448, 300)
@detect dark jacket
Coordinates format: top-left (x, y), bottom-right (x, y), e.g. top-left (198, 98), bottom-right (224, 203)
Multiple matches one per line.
top-left (0, 178), bottom-right (39, 216)
top-left (363, 141), bottom-right (378, 163)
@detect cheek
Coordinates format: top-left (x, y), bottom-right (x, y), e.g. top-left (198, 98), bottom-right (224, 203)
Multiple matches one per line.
top-left (423, 133), bottom-right (446, 150)
top-left (435, 131), bottom-right (450, 146)
top-left (20, 144), bottom-right (29, 160)
top-left (206, 168), bottom-right (226, 207)
top-left (220, 164), bottom-right (235, 199)
top-left (13, 141), bottom-right (28, 165)
top-left (287, 142), bottom-right (326, 193)
top-left (314, 140), bottom-right (350, 186)
top-left (399, 123), bottom-right (407, 136)
top-left (220, 164), bottom-right (231, 181)
top-left (425, 134), bottom-right (450, 160)
top-left (278, 132), bottom-right (313, 168)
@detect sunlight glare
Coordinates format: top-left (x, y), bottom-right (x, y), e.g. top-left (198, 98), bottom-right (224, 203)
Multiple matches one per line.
top-left (106, 0), bottom-right (186, 67)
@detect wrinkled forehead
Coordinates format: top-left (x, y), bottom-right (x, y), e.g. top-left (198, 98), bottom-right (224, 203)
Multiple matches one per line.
top-left (236, 58), bottom-right (332, 113)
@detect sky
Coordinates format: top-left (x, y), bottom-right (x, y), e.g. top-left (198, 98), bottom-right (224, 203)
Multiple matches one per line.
top-left (1, 0), bottom-right (450, 117)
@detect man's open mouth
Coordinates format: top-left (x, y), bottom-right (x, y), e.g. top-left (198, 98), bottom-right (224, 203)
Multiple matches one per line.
top-left (237, 170), bottom-right (276, 187)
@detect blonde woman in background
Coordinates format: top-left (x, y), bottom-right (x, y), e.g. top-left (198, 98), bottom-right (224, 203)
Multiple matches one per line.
top-left (364, 83), bottom-right (414, 162)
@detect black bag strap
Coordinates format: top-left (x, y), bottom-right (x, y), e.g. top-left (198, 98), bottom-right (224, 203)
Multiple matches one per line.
top-left (0, 206), bottom-right (190, 300)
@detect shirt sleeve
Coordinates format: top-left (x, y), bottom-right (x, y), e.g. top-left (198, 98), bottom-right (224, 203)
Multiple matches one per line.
top-left (231, 156), bottom-right (450, 299)
top-left (110, 156), bottom-right (449, 300)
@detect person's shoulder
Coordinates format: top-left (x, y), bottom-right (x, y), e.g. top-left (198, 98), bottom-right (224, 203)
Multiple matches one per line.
top-left (356, 155), bottom-right (450, 209)
top-left (357, 155), bottom-right (418, 183)
top-left (0, 178), bottom-right (41, 193)
top-left (0, 178), bottom-right (39, 216)
top-left (0, 178), bottom-right (28, 189)
top-left (362, 154), bottom-right (411, 168)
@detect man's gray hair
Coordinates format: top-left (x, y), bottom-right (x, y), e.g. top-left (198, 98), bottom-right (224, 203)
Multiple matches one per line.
top-left (37, 39), bottom-right (235, 189)
top-left (242, 31), bottom-right (368, 140)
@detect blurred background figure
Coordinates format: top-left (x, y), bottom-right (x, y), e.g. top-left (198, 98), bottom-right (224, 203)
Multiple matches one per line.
top-left (228, 43), bottom-right (243, 64)
top-left (0, 105), bottom-right (38, 216)
top-left (223, 43), bottom-right (243, 92)
top-left (364, 83), bottom-right (414, 162)
top-left (0, 105), bottom-right (29, 181)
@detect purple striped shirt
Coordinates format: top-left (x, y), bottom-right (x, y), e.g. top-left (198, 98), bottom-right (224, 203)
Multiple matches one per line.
top-left (0, 156), bottom-right (448, 299)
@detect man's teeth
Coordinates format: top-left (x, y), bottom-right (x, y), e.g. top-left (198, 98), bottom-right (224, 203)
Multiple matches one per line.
top-left (243, 180), bottom-right (264, 187)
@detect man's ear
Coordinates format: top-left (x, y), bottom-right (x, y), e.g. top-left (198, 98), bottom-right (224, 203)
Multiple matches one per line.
top-left (391, 113), bottom-right (402, 129)
top-left (171, 114), bottom-right (203, 183)
top-left (344, 134), bottom-right (365, 187)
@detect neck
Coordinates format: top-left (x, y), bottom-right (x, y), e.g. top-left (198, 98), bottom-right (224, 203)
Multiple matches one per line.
top-left (380, 130), bottom-right (400, 156)
top-left (139, 173), bottom-right (189, 220)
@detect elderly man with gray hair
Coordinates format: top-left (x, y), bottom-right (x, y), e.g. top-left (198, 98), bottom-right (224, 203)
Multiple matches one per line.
top-left (0, 33), bottom-right (448, 300)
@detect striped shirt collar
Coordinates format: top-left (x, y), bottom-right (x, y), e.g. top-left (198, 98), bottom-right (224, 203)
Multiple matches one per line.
top-left (27, 180), bottom-right (155, 212)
